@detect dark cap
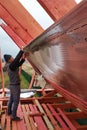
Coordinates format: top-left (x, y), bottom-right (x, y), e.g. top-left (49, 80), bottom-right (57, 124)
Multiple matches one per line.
top-left (4, 54), bottom-right (11, 62)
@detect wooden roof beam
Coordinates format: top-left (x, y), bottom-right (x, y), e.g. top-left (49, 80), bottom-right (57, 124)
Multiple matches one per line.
top-left (0, 4), bottom-right (32, 44)
top-left (0, 0), bottom-right (44, 45)
top-left (1, 24), bottom-right (26, 48)
top-left (37, 0), bottom-right (76, 21)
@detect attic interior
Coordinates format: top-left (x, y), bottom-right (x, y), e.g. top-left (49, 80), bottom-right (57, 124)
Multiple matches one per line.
top-left (0, 0), bottom-right (87, 130)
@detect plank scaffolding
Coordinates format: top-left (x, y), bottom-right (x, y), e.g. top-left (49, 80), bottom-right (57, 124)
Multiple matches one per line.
top-left (0, 90), bottom-right (87, 130)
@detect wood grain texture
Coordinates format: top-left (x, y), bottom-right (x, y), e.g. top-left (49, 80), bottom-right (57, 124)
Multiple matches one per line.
top-left (38, 0), bottom-right (76, 21)
top-left (0, 0), bottom-right (44, 44)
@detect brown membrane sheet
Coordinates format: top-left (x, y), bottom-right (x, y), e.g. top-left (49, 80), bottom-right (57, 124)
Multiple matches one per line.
top-left (24, 1), bottom-right (87, 102)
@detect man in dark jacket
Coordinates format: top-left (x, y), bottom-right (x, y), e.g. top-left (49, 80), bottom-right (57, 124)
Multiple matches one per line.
top-left (4, 50), bottom-right (27, 121)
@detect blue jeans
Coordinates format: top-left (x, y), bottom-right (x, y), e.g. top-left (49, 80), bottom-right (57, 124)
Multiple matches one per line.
top-left (7, 85), bottom-right (20, 118)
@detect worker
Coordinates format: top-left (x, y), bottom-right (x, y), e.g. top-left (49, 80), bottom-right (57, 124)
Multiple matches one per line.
top-left (4, 50), bottom-right (28, 121)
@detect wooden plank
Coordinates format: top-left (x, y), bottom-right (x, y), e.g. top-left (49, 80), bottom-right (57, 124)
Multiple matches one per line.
top-left (29, 104), bottom-right (47, 130)
top-left (6, 116), bottom-right (11, 130)
top-left (1, 113), bottom-right (6, 130)
top-left (34, 99), bottom-right (54, 130)
top-left (25, 104), bottom-right (37, 130)
top-left (38, 0), bottom-right (76, 21)
top-left (40, 97), bottom-right (66, 103)
top-left (12, 121), bottom-right (17, 130)
top-left (42, 103), bottom-right (61, 130)
top-left (29, 72), bottom-right (36, 89)
top-left (77, 125), bottom-right (87, 130)
top-left (47, 104), bottom-right (69, 130)
top-left (0, 92), bottom-right (4, 111)
top-left (42, 89), bottom-right (57, 97)
top-left (0, 4), bottom-right (32, 44)
top-left (66, 111), bottom-right (87, 119)
top-left (0, 96), bottom-right (66, 104)
top-left (0, 52), bottom-right (5, 130)
top-left (0, 0), bottom-right (44, 40)
top-left (16, 104), bottom-right (26, 130)
top-left (1, 24), bottom-right (26, 48)
top-left (57, 108), bottom-right (77, 130)
top-left (0, 88), bottom-right (54, 95)
top-left (70, 119), bottom-right (87, 130)
top-left (52, 103), bottom-right (76, 110)
top-left (41, 88), bottom-right (47, 96)
top-left (21, 104), bottom-right (32, 130)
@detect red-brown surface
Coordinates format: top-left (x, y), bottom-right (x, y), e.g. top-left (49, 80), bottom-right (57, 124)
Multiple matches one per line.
top-left (0, 0), bottom-right (76, 48)
top-left (1, 93), bottom-right (87, 130)
top-left (38, 0), bottom-right (76, 21)
top-left (0, 0), bottom-right (43, 45)
top-left (1, 24), bottom-right (26, 48)
top-left (24, 0), bottom-right (87, 105)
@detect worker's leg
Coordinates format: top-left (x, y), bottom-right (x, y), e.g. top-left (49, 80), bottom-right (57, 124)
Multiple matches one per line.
top-left (7, 93), bottom-right (13, 115)
top-left (11, 85), bottom-right (20, 119)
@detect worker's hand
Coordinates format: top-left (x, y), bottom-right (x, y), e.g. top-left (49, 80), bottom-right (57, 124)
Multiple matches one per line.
top-left (21, 46), bottom-right (24, 50)
top-left (22, 52), bottom-right (29, 59)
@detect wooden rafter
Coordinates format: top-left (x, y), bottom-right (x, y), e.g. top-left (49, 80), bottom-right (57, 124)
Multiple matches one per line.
top-left (0, 0), bottom-right (44, 44)
top-left (37, 0), bottom-right (76, 21)
top-left (1, 24), bottom-right (26, 48)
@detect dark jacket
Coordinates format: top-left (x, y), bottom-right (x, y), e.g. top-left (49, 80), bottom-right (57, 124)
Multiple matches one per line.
top-left (7, 50), bottom-right (25, 85)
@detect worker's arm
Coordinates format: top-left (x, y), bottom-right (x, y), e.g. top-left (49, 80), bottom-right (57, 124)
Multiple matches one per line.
top-left (9, 50), bottom-right (25, 71)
